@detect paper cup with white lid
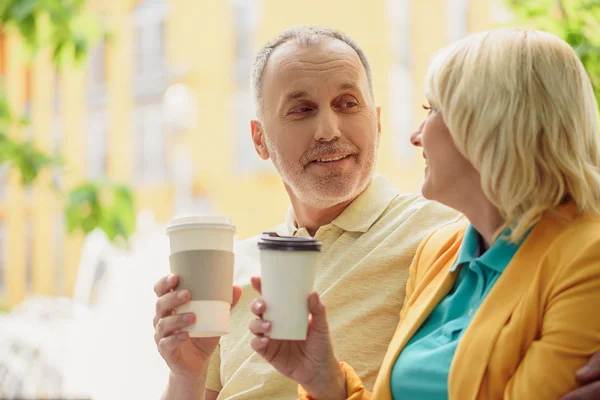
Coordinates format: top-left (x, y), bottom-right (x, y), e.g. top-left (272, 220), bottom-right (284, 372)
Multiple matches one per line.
top-left (166, 215), bottom-right (236, 337)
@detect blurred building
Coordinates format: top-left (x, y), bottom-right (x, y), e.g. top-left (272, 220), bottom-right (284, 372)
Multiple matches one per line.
top-left (0, 0), bottom-right (504, 308)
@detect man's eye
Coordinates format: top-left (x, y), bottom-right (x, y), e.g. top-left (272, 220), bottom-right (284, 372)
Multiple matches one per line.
top-left (336, 96), bottom-right (360, 112)
top-left (290, 106), bottom-right (313, 114)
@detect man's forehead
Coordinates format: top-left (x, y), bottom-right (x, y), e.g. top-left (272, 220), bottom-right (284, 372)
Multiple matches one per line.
top-left (264, 37), bottom-right (368, 95)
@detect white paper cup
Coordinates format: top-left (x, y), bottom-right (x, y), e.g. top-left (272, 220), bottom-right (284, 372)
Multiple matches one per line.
top-left (258, 233), bottom-right (321, 340)
top-left (166, 215), bottom-right (236, 337)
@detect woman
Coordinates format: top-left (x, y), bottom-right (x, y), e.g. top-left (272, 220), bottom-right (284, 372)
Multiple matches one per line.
top-left (248, 28), bottom-right (600, 399)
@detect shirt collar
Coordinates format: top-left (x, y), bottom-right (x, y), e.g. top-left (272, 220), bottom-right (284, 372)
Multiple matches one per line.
top-left (285, 174), bottom-right (399, 235)
top-left (451, 224), bottom-right (529, 273)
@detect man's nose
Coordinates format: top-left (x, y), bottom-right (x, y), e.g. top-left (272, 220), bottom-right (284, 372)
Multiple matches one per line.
top-left (314, 109), bottom-right (342, 142)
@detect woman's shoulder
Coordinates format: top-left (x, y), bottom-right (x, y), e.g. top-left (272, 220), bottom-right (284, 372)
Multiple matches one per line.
top-left (542, 212), bottom-right (600, 264)
top-left (412, 217), bottom-right (469, 274)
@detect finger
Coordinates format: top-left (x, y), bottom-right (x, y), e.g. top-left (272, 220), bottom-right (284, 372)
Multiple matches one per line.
top-left (154, 274), bottom-right (178, 297)
top-left (577, 352), bottom-right (600, 383)
top-left (307, 292), bottom-right (330, 334)
top-left (231, 285), bottom-right (243, 310)
top-left (249, 318), bottom-right (271, 336)
top-left (154, 290), bottom-right (191, 324)
top-left (251, 276), bottom-right (262, 294)
top-left (250, 336), bottom-right (270, 355)
top-left (560, 381), bottom-right (600, 400)
top-left (250, 298), bottom-right (266, 317)
top-left (154, 313), bottom-right (196, 344)
top-left (158, 332), bottom-right (189, 356)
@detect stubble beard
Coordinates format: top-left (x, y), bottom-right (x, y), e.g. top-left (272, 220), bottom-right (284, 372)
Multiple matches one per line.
top-left (264, 134), bottom-right (378, 209)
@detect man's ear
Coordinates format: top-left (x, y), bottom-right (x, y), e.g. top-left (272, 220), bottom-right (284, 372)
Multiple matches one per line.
top-left (251, 120), bottom-right (270, 160)
top-left (376, 106), bottom-right (382, 136)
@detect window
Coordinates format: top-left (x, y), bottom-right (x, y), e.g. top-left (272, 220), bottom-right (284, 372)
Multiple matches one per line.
top-left (87, 110), bottom-right (108, 179)
top-left (86, 40), bottom-right (108, 180)
top-left (25, 217), bottom-right (33, 292)
top-left (53, 213), bottom-right (64, 296)
top-left (388, 0), bottom-right (415, 161)
top-left (88, 41), bottom-right (107, 106)
top-left (53, 73), bottom-right (64, 188)
top-left (133, 0), bottom-right (167, 98)
top-left (134, 103), bottom-right (167, 182)
top-left (132, 0), bottom-right (168, 183)
top-left (231, 0), bottom-right (270, 174)
top-left (447, 0), bottom-right (469, 43)
top-left (232, 0), bottom-right (255, 88)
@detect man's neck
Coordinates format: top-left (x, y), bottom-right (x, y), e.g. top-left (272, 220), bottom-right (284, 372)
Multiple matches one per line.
top-left (286, 188), bottom-right (355, 236)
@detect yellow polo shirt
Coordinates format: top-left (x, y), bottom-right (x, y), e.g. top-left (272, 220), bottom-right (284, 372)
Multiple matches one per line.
top-left (205, 175), bottom-right (460, 399)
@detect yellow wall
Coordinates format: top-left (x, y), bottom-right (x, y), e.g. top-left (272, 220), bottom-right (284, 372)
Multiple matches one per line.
top-left (0, 0), bottom-right (497, 308)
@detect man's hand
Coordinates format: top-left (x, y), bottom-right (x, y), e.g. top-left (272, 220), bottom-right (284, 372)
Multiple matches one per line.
top-left (248, 277), bottom-right (347, 400)
top-left (560, 351), bottom-right (600, 400)
top-left (153, 274), bottom-right (242, 384)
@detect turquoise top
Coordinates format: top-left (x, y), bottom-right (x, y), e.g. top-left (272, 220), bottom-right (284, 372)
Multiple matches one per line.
top-left (390, 225), bottom-right (527, 399)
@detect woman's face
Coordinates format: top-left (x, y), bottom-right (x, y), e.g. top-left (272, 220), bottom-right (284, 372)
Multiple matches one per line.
top-left (410, 106), bottom-right (481, 208)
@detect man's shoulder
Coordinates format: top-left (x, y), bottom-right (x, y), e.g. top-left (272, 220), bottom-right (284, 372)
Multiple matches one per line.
top-left (382, 193), bottom-right (461, 230)
top-left (232, 222), bottom-right (288, 285)
top-left (234, 222), bottom-right (288, 253)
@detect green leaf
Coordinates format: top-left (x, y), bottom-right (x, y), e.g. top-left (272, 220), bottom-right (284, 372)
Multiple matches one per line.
top-left (66, 181), bottom-right (136, 245)
top-left (8, 0), bottom-right (39, 22)
top-left (0, 0), bottom-right (12, 20)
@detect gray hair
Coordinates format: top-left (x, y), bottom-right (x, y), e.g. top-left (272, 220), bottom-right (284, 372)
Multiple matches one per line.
top-left (250, 26), bottom-right (374, 118)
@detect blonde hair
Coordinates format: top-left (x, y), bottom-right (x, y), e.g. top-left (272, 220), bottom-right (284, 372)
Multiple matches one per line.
top-left (425, 28), bottom-right (600, 241)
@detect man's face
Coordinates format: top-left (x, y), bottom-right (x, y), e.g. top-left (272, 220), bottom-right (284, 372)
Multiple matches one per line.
top-left (252, 37), bottom-right (381, 208)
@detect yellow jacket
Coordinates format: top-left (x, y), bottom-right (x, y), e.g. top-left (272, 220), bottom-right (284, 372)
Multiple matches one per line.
top-left (300, 203), bottom-right (600, 399)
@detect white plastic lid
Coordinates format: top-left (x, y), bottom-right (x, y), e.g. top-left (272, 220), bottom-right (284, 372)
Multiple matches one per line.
top-left (166, 215), bottom-right (236, 234)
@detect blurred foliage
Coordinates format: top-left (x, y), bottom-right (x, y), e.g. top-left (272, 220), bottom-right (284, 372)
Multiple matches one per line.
top-left (0, 0), bottom-right (136, 245)
top-left (67, 181), bottom-right (136, 245)
top-left (506, 0), bottom-right (600, 112)
top-left (0, 0), bottom-right (105, 65)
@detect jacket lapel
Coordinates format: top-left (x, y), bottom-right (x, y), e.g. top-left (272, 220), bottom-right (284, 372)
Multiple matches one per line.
top-left (449, 212), bottom-right (567, 399)
top-left (372, 260), bottom-right (461, 398)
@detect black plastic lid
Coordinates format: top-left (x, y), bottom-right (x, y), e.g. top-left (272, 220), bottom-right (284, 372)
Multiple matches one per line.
top-left (258, 232), bottom-right (322, 252)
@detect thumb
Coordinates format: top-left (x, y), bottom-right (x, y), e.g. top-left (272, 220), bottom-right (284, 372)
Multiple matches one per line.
top-left (307, 292), bottom-right (329, 335)
top-left (231, 285), bottom-right (243, 310)
top-left (576, 351), bottom-right (600, 383)
top-left (251, 276), bottom-right (262, 295)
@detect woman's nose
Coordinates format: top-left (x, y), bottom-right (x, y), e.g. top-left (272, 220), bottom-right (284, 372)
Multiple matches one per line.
top-left (410, 126), bottom-right (423, 147)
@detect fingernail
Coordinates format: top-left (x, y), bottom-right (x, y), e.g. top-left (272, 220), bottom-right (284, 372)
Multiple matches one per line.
top-left (260, 337), bottom-right (269, 345)
top-left (177, 332), bottom-right (187, 341)
top-left (578, 365), bottom-right (592, 378)
top-left (168, 274), bottom-right (176, 285)
top-left (177, 291), bottom-right (189, 301)
top-left (183, 313), bottom-right (194, 323)
top-left (262, 321), bottom-right (270, 330)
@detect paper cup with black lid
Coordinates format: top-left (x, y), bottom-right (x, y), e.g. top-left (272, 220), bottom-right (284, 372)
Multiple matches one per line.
top-left (258, 232), bottom-right (322, 340)
top-left (166, 215), bottom-right (236, 337)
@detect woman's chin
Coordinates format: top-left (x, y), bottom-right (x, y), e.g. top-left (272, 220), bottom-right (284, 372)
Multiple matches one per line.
top-left (420, 179), bottom-right (434, 200)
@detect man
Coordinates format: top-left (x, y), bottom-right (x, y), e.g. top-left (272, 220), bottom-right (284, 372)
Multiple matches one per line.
top-left (154, 26), bottom-right (600, 400)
